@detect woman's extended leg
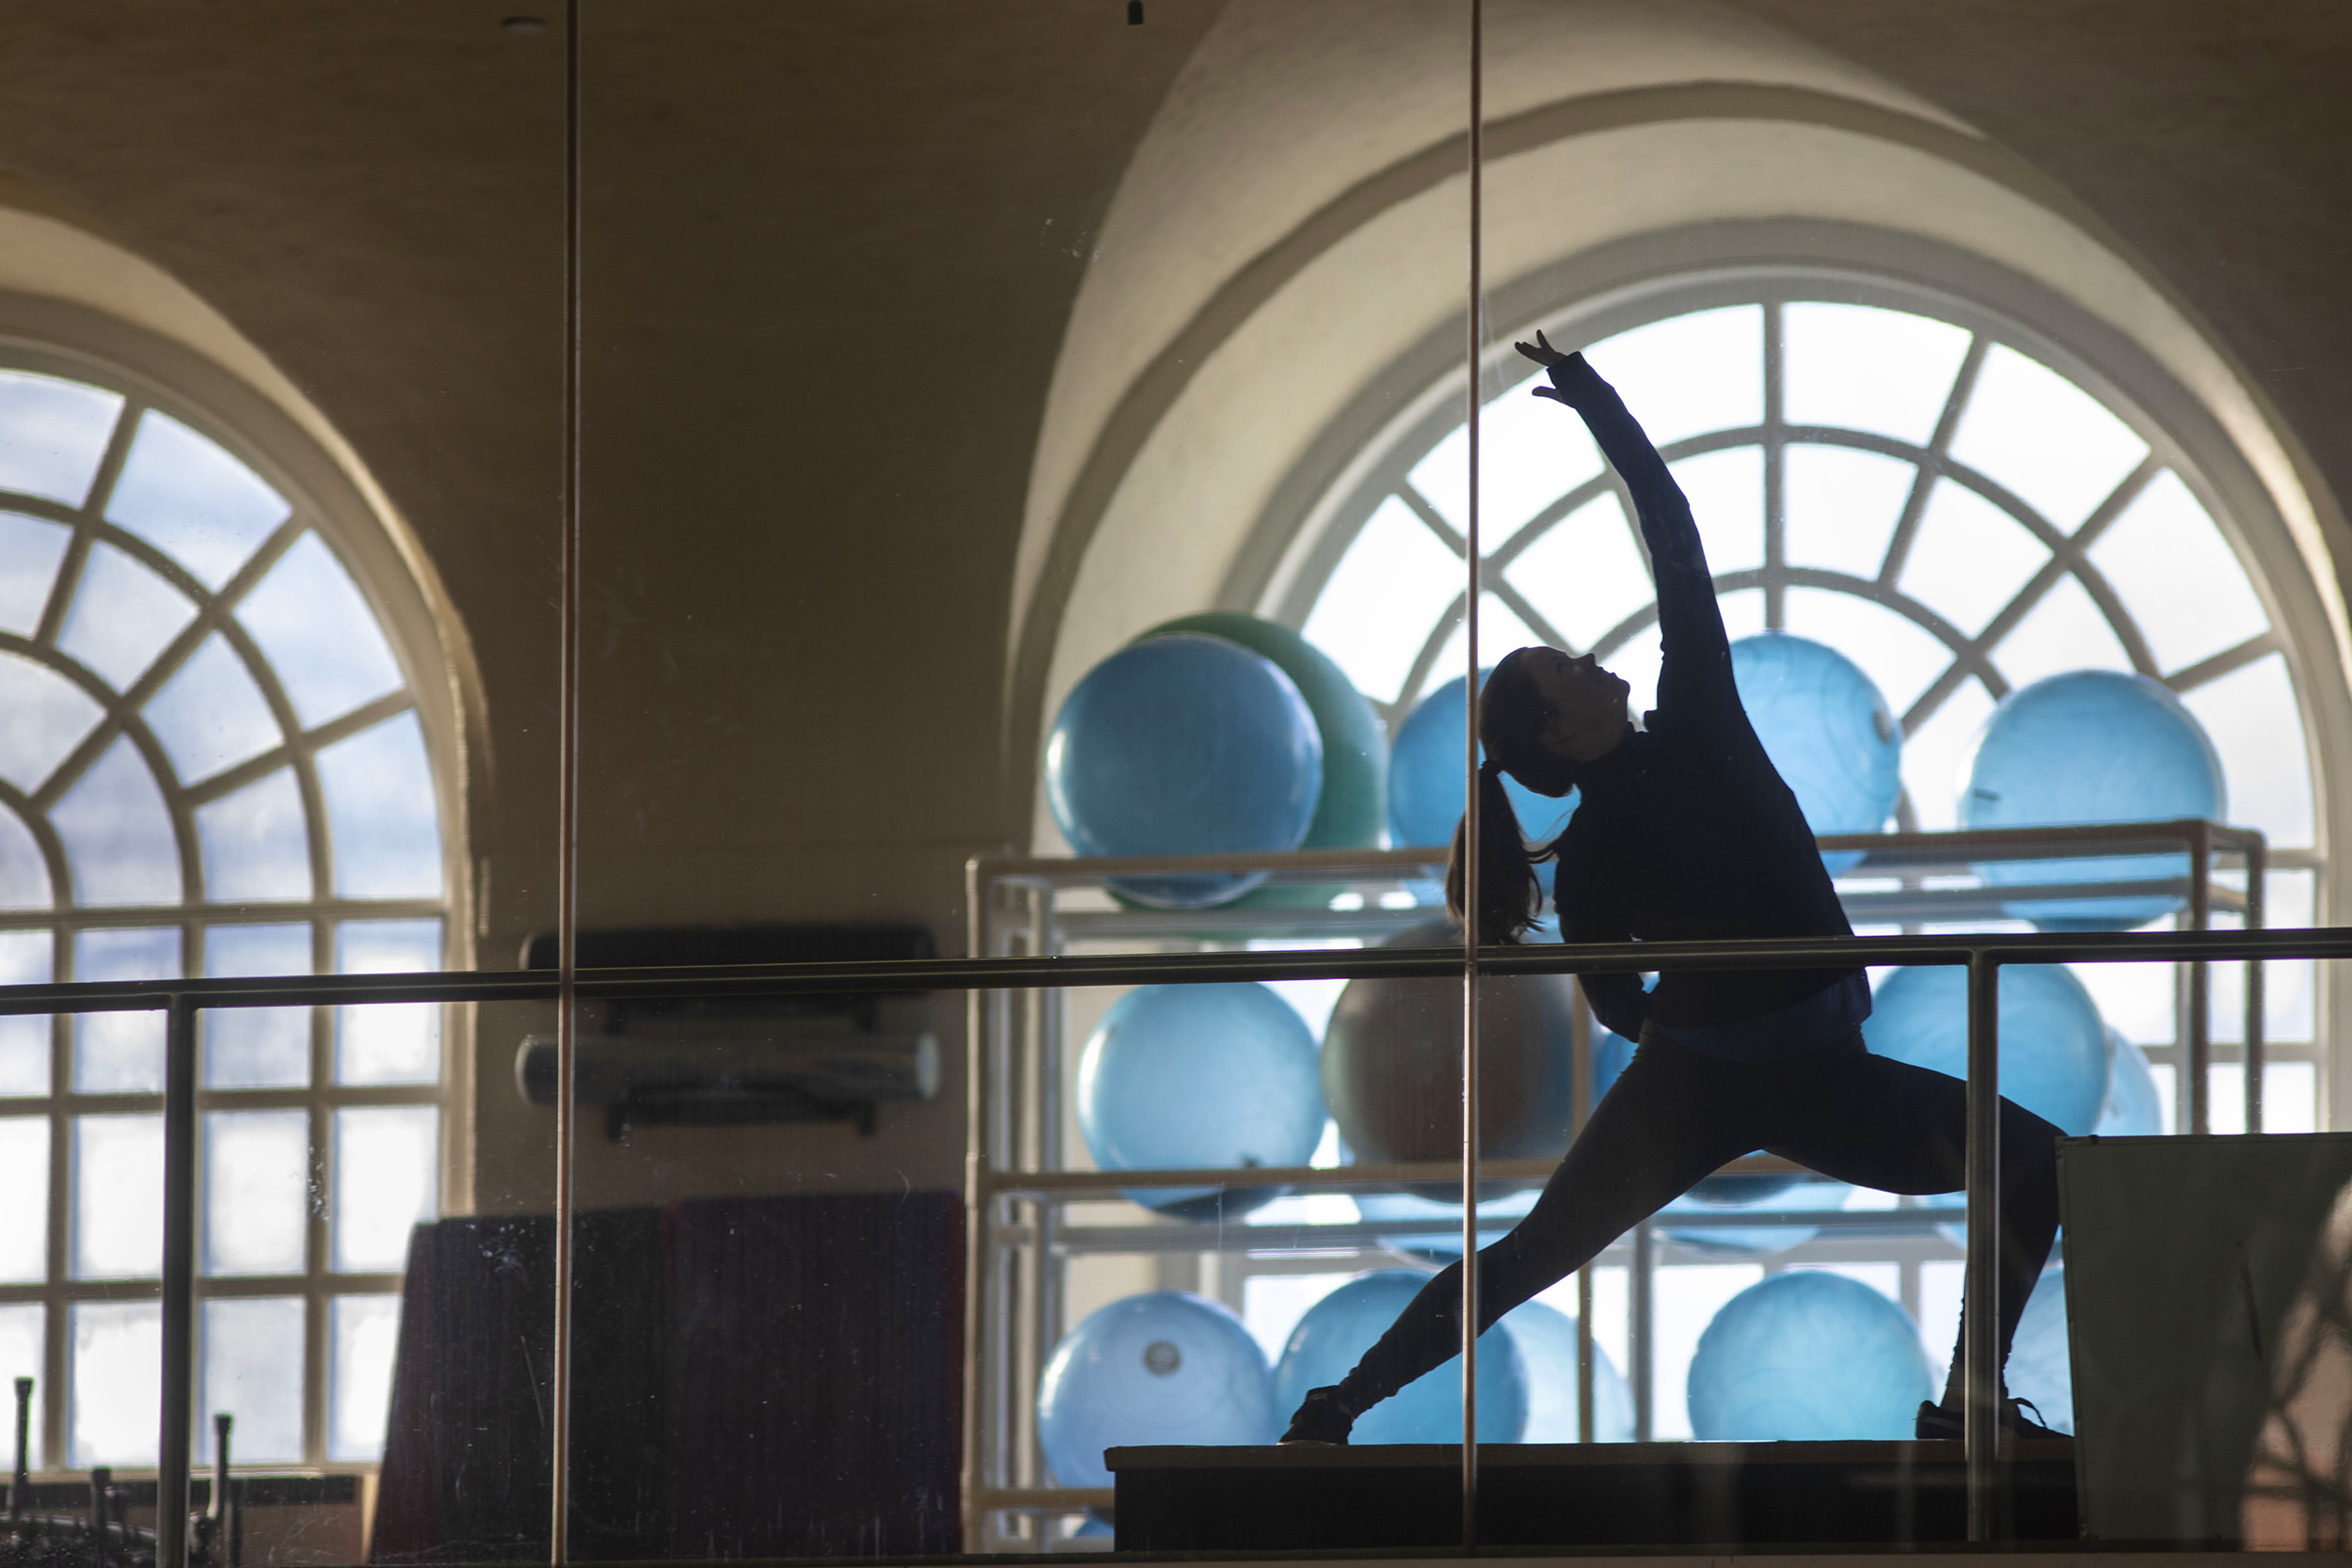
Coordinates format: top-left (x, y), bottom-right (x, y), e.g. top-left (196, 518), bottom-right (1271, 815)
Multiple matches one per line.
top-left (1320, 1033), bottom-right (1760, 1423)
top-left (1757, 1035), bottom-right (2062, 1410)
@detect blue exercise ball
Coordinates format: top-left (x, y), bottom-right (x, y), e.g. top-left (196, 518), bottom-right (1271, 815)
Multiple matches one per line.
top-left (1502, 1298), bottom-right (1634, 1442)
top-left (2003, 1267), bottom-right (2074, 1434)
top-left (1687, 1271), bottom-right (1932, 1440)
top-left (1961, 671), bottom-right (2226, 930)
top-left (1862, 964), bottom-right (2112, 1135)
top-left (1046, 633), bottom-right (1323, 908)
top-left (1272, 1270), bottom-right (1527, 1443)
top-left (1729, 633), bottom-right (1902, 873)
top-left (1387, 672), bottom-right (1579, 894)
top-left (1037, 1291), bottom-right (1278, 1487)
top-left (1592, 1027), bottom-right (1636, 1103)
top-left (1140, 613), bottom-right (1387, 851)
top-left (1077, 983), bottom-right (1327, 1219)
top-left (1358, 1188), bottom-right (1539, 1269)
top-left (1661, 1174), bottom-right (1833, 1257)
top-left (2096, 1029), bottom-right (2165, 1136)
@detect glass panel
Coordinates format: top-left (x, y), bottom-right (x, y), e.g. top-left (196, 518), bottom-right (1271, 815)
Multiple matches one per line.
top-left (1898, 677), bottom-right (1996, 830)
top-left (72, 927), bottom-right (178, 1092)
top-left (69, 1300), bottom-right (159, 1466)
top-left (1783, 303), bottom-right (1972, 446)
top-left (2089, 470), bottom-right (2269, 673)
top-left (1784, 444), bottom-right (1915, 578)
top-left (203, 1109), bottom-right (308, 1275)
top-left (0, 510), bottom-right (72, 634)
top-left (0, 931), bottom-right (50, 1094)
top-left (0, 803), bottom-right (51, 911)
top-left (1947, 342), bottom-right (2148, 530)
top-left (197, 1296), bottom-right (305, 1463)
top-left (202, 922), bottom-right (311, 1088)
top-left (1781, 586), bottom-right (1953, 716)
top-left (1504, 494), bottom-right (1650, 651)
top-left (103, 409), bottom-right (292, 589)
top-left (233, 531), bottom-right (404, 728)
top-left (336, 918), bottom-right (443, 1085)
top-left (333, 1105), bottom-right (437, 1272)
top-left (1669, 446), bottom-right (1764, 575)
top-left (51, 736), bottom-right (182, 907)
top-left (1408, 372), bottom-right (1602, 546)
top-left (1300, 495), bottom-right (1464, 705)
top-left (2179, 653), bottom-right (2313, 847)
top-left (195, 767), bottom-right (311, 902)
top-left (328, 1293), bottom-right (402, 1463)
top-left (0, 1117), bottom-right (47, 1282)
top-left (0, 371), bottom-right (123, 506)
top-left (56, 540), bottom-right (198, 690)
top-left (1897, 478), bottom-right (2047, 637)
top-left (143, 631), bottom-right (282, 783)
top-left (315, 710), bottom-right (443, 897)
top-left (72, 1113), bottom-right (163, 1279)
top-left (1989, 571), bottom-right (2134, 689)
top-left (0, 649), bottom-right (104, 793)
top-left (1581, 305), bottom-right (1764, 448)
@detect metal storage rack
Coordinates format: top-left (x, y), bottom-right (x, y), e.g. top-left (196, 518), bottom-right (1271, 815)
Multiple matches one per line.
top-left (961, 820), bottom-right (2270, 1547)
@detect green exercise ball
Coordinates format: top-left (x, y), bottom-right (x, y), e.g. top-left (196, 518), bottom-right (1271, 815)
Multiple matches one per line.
top-left (1139, 612), bottom-right (1386, 850)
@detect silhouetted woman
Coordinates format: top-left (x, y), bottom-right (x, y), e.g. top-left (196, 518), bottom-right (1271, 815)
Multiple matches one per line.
top-left (1279, 335), bottom-right (2062, 1446)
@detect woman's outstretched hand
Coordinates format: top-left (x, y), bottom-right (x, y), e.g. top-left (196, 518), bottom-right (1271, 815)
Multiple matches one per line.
top-left (1516, 329), bottom-right (1602, 408)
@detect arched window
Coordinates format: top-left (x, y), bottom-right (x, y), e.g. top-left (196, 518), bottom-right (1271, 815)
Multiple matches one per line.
top-left (0, 347), bottom-right (453, 1471)
top-left (1288, 279), bottom-right (2322, 1132)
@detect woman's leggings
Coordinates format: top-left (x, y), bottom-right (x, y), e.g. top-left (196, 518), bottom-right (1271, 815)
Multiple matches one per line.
top-left (1331, 1027), bottom-right (2063, 1418)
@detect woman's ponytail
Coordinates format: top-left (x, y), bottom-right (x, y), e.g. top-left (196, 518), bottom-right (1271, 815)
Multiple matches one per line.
top-left (1446, 759), bottom-right (1542, 945)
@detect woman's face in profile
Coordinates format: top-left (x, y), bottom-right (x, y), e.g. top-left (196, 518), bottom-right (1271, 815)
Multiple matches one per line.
top-left (1524, 646), bottom-right (1630, 762)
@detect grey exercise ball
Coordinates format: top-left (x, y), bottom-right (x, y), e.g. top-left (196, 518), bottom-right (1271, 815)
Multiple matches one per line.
top-left (1320, 921), bottom-right (1579, 1166)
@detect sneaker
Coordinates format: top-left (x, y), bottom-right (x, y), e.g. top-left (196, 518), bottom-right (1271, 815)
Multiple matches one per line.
top-left (1914, 1397), bottom-right (2068, 1442)
top-left (1279, 1386), bottom-right (1356, 1446)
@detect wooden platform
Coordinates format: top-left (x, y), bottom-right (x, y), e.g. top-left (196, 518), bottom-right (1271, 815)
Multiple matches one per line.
top-left (1105, 1441), bottom-right (2078, 1550)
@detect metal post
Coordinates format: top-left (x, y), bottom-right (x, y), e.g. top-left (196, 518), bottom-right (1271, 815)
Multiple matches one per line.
top-left (1459, 0), bottom-right (1485, 1548)
top-left (159, 996), bottom-right (198, 1568)
top-left (1569, 988), bottom-right (1595, 1443)
top-left (2187, 820), bottom-right (2212, 1135)
top-left (548, 3), bottom-right (584, 1561)
top-left (960, 861), bottom-right (990, 1549)
top-left (1963, 955), bottom-right (2001, 1541)
top-left (10, 1375), bottom-right (28, 1520)
top-left (2246, 840), bottom-right (2266, 1134)
top-left (1629, 1221), bottom-right (1654, 1443)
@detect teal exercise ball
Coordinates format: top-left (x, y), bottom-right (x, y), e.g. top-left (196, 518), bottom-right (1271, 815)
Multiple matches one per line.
top-left (1037, 1291), bottom-right (1278, 1486)
top-left (2095, 1029), bottom-right (2165, 1136)
top-left (1862, 964), bottom-right (2111, 1135)
top-left (1320, 922), bottom-right (1577, 1167)
top-left (1077, 983), bottom-right (1327, 1220)
top-left (1687, 1271), bottom-right (1931, 1440)
top-left (1141, 613), bottom-right (1387, 851)
top-left (1046, 633), bottom-right (1323, 908)
top-left (1272, 1270), bottom-right (1527, 1443)
top-left (1503, 1298), bottom-right (1634, 1442)
top-left (1386, 672), bottom-right (1579, 896)
top-left (1729, 633), bottom-right (1902, 872)
top-left (1961, 671), bottom-right (2225, 930)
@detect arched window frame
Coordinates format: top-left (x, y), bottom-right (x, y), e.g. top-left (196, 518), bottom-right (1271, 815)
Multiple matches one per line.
top-left (0, 295), bottom-right (474, 1476)
top-left (1244, 256), bottom-right (2337, 1135)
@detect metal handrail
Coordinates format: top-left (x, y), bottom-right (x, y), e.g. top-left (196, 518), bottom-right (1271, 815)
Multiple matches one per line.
top-left (4, 907), bottom-right (2323, 1560)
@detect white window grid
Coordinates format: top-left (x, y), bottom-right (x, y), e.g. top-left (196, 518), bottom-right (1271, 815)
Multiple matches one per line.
top-left (0, 350), bottom-right (448, 1474)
